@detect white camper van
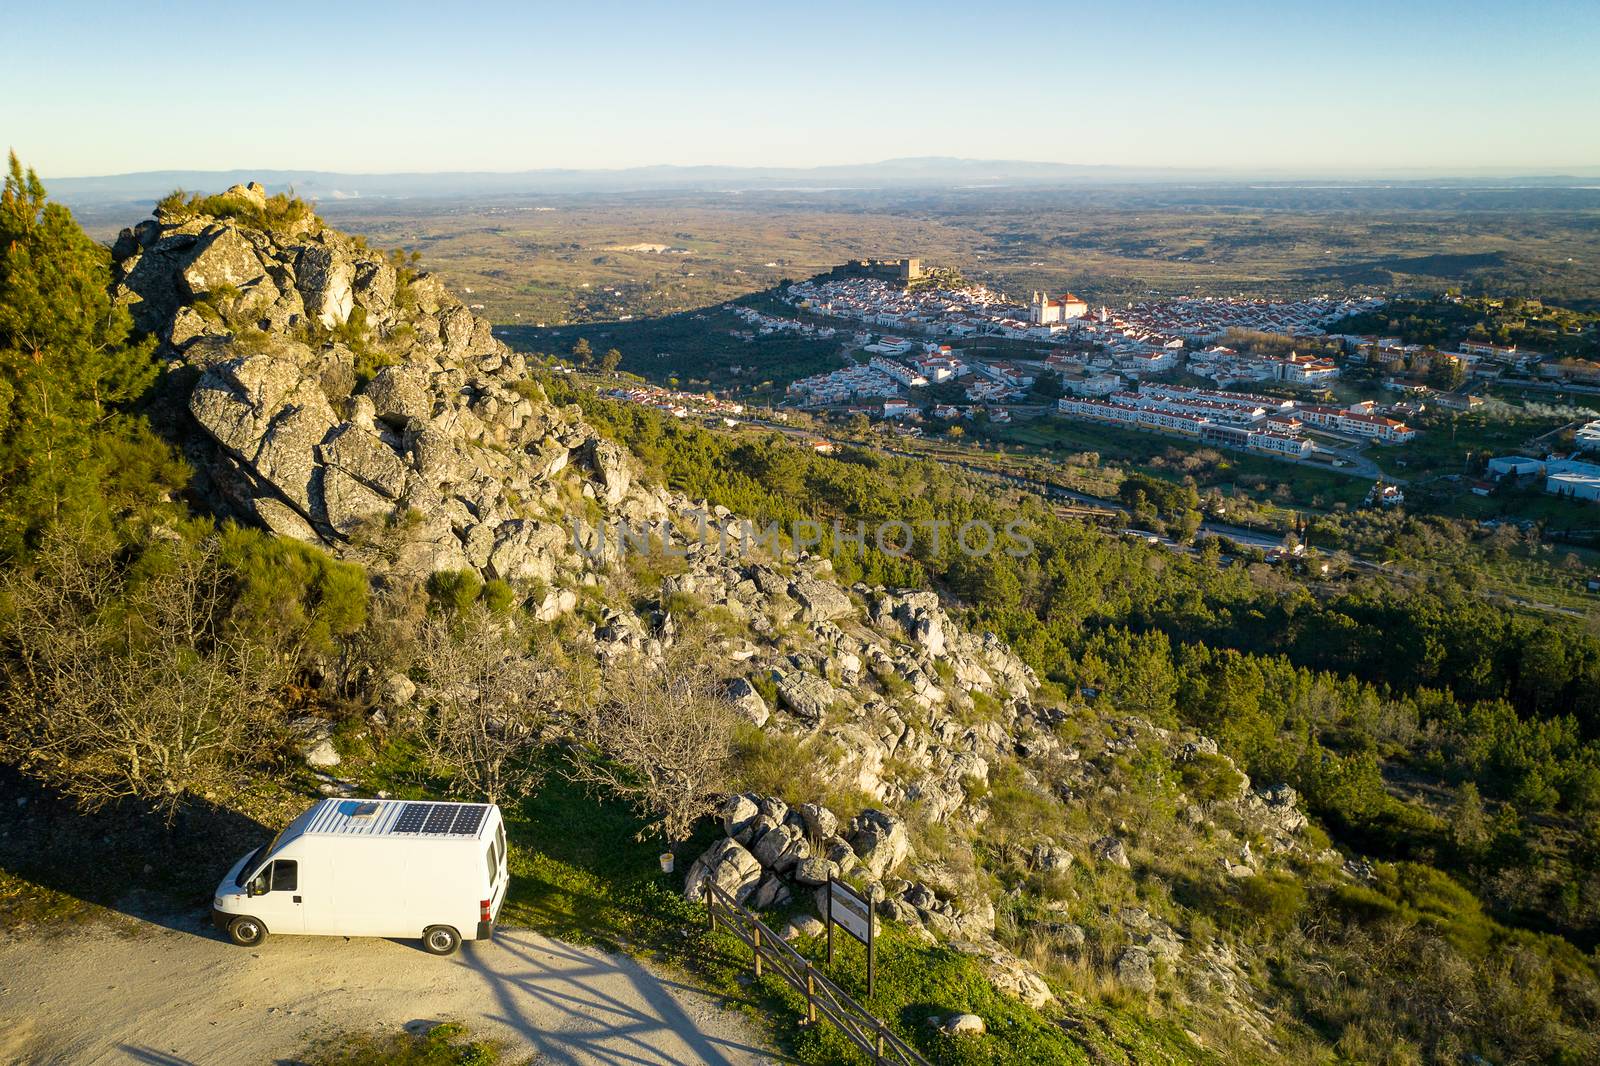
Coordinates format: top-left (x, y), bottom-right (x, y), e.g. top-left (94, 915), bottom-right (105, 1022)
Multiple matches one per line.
top-left (211, 798), bottom-right (508, 956)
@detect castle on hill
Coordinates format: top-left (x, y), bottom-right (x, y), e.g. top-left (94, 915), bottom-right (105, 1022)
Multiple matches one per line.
top-left (828, 258), bottom-right (923, 283)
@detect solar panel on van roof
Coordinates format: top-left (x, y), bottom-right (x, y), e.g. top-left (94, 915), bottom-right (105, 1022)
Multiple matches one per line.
top-left (450, 804), bottom-right (488, 835)
top-left (423, 804), bottom-right (457, 834)
top-left (392, 801), bottom-right (489, 836)
top-left (393, 802), bottom-right (434, 834)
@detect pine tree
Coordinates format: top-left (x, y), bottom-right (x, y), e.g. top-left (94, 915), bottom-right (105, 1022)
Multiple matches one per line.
top-left (1451, 781), bottom-right (1491, 858)
top-left (0, 154), bottom-right (158, 553)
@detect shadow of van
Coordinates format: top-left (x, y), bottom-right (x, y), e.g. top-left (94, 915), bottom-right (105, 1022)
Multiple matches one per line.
top-left (0, 764), bottom-right (273, 938)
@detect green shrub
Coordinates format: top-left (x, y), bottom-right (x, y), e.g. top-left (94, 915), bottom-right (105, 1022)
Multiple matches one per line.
top-left (480, 578), bottom-right (515, 615)
top-left (1179, 753), bottom-right (1245, 804)
top-left (218, 526), bottom-right (368, 655)
top-left (1229, 872), bottom-right (1306, 935)
top-left (301, 1021), bottom-right (500, 1066)
top-left (158, 187), bottom-right (317, 234)
top-left (428, 570), bottom-right (484, 615)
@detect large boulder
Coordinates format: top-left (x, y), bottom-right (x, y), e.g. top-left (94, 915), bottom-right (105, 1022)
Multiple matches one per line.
top-left (484, 519), bottom-right (565, 583)
top-left (317, 423), bottom-right (412, 500)
top-left (749, 876), bottom-right (792, 911)
top-left (790, 577), bottom-right (852, 622)
top-left (750, 797), bottom-right (789, 843)
top-left (189, 353), bottom-right (305, 455)
top-left (987, 955), bottom-right (1054, 1007)
top-left (793, 857), bottom-right (838, 886)
top-left (775, 671), bottom-right (838, 723)
top-left (253, 496), bottom-right (321, 542)
top-left (940, 1014), bottom-right (985, 1037)
top-left (783, 915), bottom-right (826, 940)
top-left (353, 258), bottom-right (398, 320)
top-left (582, 438), bottom-right (631, 505)
top-left (180, 225), bottom-right (267, 298)
top-left (849, 809), bottom-right (910, 879)
top-left (725, 677), bottom-right (770, 728)
top-left (682, 838), bottom-right (762, 906)
top-left (253, 398), bottom-right (340, 517)
top-left (720, 793), bottom-right (761, 843)
top-left (752, 824), bottom-right (809, 873)
top-left (796, 802), bottom-right (839, 841)
top-left (1248, 783), bottom-right (1309, 836)
top-left (321, 466), bottom-right (397, 535)
top-left (364, 365), bottom-right (432, 427)
top-left (877, 589), bottom-right (948, 658)
top-left (1029, 843), bottom-right (1074, 873)
top-left (188, 354), bottom-right (338, 519)
top-left (296, 244), bottom-right (356, 328)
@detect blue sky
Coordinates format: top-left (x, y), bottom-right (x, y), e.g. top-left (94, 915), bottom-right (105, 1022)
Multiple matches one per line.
top-left (8, 0), bottom-right (1599, 177)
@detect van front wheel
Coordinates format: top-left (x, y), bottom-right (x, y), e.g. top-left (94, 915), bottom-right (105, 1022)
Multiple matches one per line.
top-left (228, 917), bottom-right (266, 947)
top-left (422, 925), bottom-right (461, 956)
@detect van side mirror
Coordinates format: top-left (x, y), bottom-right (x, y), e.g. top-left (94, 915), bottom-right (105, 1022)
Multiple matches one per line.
top-left (247, 878), bottom-right (266, 897)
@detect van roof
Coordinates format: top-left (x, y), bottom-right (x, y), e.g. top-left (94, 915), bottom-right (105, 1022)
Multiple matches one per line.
top-left (290, 798), bottom-right (497, 842)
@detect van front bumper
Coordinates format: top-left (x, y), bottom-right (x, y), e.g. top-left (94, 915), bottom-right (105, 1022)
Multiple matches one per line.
top-left (211, 907), bottom-right (232, 932)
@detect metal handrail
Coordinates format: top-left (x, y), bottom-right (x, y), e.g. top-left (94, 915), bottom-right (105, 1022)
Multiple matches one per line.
top-left (703, 880), bottom-right (930, 1066)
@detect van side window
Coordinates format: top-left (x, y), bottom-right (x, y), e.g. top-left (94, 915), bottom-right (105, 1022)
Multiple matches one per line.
top-left (271, 860), bottom-right (298, 892)
top-left (485, 843), bottom-right (496, 882)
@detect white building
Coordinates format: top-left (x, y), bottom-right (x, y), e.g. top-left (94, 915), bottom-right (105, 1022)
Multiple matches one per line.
top-left (869, 356), bottom-right (929, 387)
top-left (1486, 456), bottom-right (1544, 479)
top-left (1029, 291), bottom-right (1089, 325)
top-left (1296, 405), bottom-right (1417, 444)
top-left (1546, 459), bottom-right (1600, 502)
top-left (1065, 373), bottom-right (1122, 397)
top-left (1575, 419), bottom-right (1600, 453)
top-left (978, 361), bottom-right (1037, 388)
top-left (1247, 430), bottom-right (1313, 458)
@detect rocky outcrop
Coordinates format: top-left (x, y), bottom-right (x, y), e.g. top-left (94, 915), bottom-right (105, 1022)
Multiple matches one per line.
top-left (113, 189), bottom-right (664, 588)
top-left (686, 794), bottom-right (1046, 1006)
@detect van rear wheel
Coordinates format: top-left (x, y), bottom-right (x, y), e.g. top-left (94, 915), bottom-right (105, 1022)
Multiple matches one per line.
top-left (422, 925), bottom-right (461, 956)
top-left (227, 916), bottom-right (266, 947)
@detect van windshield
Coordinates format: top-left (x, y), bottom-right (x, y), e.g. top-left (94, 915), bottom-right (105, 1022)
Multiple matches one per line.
top-left (233, 845), bottom-right (264, 888)
top-left (233, 815), bottom-right (300, 887)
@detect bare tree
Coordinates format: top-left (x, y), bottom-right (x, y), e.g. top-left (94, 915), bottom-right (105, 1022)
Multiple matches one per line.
top-left (566, 638), bottom-right (736, 847)
top-left (0, 528), bottom-right (286, 818)
top-left (413, 605), bottom-right (558, 805)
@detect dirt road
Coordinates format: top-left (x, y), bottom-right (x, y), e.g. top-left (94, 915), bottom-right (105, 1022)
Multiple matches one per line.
top-left (0, 914), bottom-right (777, 1065)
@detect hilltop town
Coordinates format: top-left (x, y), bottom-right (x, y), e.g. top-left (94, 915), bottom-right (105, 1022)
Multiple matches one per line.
top-left (673, 262), bottom-right (1594, 498)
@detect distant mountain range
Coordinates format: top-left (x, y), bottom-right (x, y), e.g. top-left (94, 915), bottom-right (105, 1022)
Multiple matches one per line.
top-left (43, 157), bottom-right (1600, 211)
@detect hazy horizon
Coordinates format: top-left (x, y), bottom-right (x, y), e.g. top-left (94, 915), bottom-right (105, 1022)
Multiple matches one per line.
top-left (34, 157), bottom-right (1600, 184)
top-left (9, 0), bottom-right (1598, 179)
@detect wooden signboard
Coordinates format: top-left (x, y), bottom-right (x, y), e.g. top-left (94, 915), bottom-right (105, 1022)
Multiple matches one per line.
top-left (825, 875), bottom-right (876, 996)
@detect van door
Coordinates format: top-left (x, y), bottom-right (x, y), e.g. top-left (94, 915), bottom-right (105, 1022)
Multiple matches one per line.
top-left (299, 854), bottom-right (338, 936)
top-left (245, 858), bottom-right (305, 934)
